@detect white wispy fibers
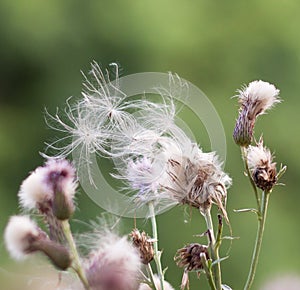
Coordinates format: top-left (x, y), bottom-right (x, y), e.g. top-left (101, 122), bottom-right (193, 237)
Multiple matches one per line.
top-left (45, 62), bottom-right (231, 217)
top-left (116, 122), bottom-right (231, 217)
top-left (45, 62), bottom-right (174, 185)
top-left (247, 140), bottom-right (274, 171)
top-left (237, 80), bottom-right (280, 118)
top-left (247, 139), bottom-right (277, 191)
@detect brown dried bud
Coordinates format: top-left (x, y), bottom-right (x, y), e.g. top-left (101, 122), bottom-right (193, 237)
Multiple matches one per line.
top-left (175, 243), bottom-right (209, 271)
top-left (131, 229), bottom-right (154, 264)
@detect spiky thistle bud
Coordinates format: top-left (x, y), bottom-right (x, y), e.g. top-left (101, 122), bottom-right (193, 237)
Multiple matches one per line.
top-left (247, 140), bottom-right (277, 192)
top-left (84, 233), bottom-right (141, 290)
top-left (233, 80), bottom-right (280, 146)
top-left (4, 216), bottom-right (71, 270)
top-left (130, 229), bottom-right (154, 264)
top-left (175, 243), bottom-right (209, 272)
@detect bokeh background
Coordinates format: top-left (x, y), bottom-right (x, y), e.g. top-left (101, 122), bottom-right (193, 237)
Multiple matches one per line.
top-left (0, 1), bottom-right (299, 289)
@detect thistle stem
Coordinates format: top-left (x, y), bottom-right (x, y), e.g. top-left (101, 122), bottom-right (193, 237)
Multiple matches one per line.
top-left (244, 191), bottom-right (270, 290)
top-left (201, 254), bottom-right (217, 290)
top-left (146, 263), bottom-right (159, 290)
top-left (148, 202), bottom-right (165, 290)
top-left (241, 146), bottom-right (260, 209)
top-left (61, 220), bottom-right (90, 290)
top-left (203, 210), bottom-right (222, 290)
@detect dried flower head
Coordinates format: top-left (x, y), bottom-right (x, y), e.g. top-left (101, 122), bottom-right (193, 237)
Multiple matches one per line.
top-left (175, 243), bottom-right (209, 272)
top-left (84, 232), bottom-right (141, 290)
top-left (120, 127), bottom-right (231, 219)
top-left (247, 140), bottom-right (277, 192)
top-left (4, 215), bottom-right (71, 270)
top-left (130, 229), bottom-right (154, 264)
top-left (233, 80), bottom-right (280, 146)
top-left (138, 275), bottom-right (174, 290)
top-left (164, 143), bottom-right (231, 219)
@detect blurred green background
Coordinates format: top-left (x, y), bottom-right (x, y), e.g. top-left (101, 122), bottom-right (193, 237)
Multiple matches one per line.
top-left (0, 1), bottom-right (299, 289)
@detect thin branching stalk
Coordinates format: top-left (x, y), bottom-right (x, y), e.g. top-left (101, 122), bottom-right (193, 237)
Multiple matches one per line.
top-left (146, 263), bottom-right (159, 290)
top-left (241, 147), bottom-right (260, 209)
top-left (203, 210), bottom-right (222, 290)
top-left (148, 202), bottom-right (165, 290)
top-left (244, 191), bottom-right (270, 290)
top-left (201, 254), bottom-right (217, 290)
top-left (62, 220), bottom-right (90, 290)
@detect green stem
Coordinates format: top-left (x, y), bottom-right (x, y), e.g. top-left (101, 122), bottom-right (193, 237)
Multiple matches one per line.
top-left (201, 254), bottom-right (217, 290)
top-left (204, 210), bottom-right (222, 290)
top-left (244, 191), bottom-right (270, 290)
top-left (146, 263), bottom-right (159, 290)
top-left (148, 202), bottom-right (165, 290)
top-left (61, 220), bottom-right (90, 290)
top-left (241, 147), bottom-right (260, 209)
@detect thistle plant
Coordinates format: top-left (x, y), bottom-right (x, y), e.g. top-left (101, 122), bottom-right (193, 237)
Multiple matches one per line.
top-left (4, 63), bottom-right (286, 290)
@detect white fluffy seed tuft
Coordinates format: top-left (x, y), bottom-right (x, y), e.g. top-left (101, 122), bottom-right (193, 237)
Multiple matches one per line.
top-left (4, 215), bottom-right (39, 260)
top-left (18, 166), bottom-right (52, 210)
top-left (247, 142), bottom-right (273, 171)
top-left (238, 80), bottom-right (280, 118)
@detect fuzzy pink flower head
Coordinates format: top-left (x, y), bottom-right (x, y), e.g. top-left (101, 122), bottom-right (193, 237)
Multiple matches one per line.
top-left (84, 233), bottom-right (141, 290)
top-left (18, 159), bottom-right (77, 216)
top-left (238, 80), bottom-right (280, 119)
top-left (4, 215), bottom-right (40, 260)
top-left (233, 80), bottom-right (280, 146)
top-left (4, 215), bottom-right (71, 269)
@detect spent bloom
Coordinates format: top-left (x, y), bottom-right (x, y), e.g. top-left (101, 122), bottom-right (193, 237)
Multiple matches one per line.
top-left (247, 140), bottom-right (277, 192)
top-left (84, 232), bottom-right (141, 290)
top-left (4, 215), bottom-right (71, 270)
top-left (233, 80), bottom-right (280, 146)
top-left (131, 228), bottom-right (154, 264)
top-left (123, 131), bottom-right (231, 218)
top-left (175, 243), bottom-right (209, 272)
